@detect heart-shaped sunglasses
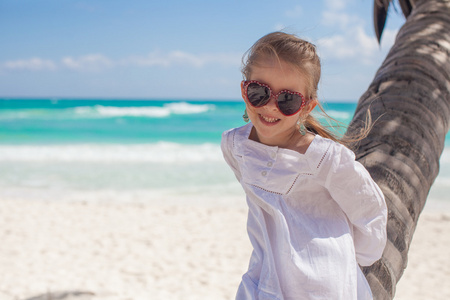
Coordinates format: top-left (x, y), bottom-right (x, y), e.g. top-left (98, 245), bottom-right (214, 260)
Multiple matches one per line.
top-left (243, 80), bottom-right (306, 116)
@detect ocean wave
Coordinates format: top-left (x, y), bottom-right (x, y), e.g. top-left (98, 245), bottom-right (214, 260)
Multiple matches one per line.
top-left (324, 110), bottom-right (352, 120)
top-left (0, 109), bottom-right (53, 120)
top-left (0, 142), bottom-right (223, 163)
top-left (438, 147), bottom-right (450, 164)
top-left (74, 102), bottom-right (215, 118)
top-left (0, 102), bottom-right (215, 120)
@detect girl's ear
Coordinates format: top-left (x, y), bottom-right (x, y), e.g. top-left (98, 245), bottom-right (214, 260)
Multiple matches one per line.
top-left (305, 99), bottom-right (318, 114)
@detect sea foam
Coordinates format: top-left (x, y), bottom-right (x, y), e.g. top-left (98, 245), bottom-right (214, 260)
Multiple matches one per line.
top-left (74, 102), bottom-right (215, 118)
top-left (0, 143), bottom-right (223, 163)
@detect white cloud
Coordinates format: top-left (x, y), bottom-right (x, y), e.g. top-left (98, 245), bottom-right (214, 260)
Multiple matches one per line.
top-left (2, 58), bottom-right (57, 71)
top-left (318, 26), bottom-right (379, 64)
top-left (321, 10), bottom-right (359, 30)
top-left (317, 0), bottom-right (398, 65)
top-left (319, 35), bottom-right (354, 59)
top-left (123, 52), bottom-right (170, 67)
top-left (318, 20), bottom-right (398, 66)
top-left (1, 51), bottom-right (241, 73)
top-left (164, 51), bottom-right (205, 67)
top-left (380, 28), bottom-right (399, 48)
top-left (324, 0), bottom-right (351, 11)
top-left (122, 50), bottom-right (241, 68)
top-left (285, 5), bottom-right (302, 18)
top-left (61, 54), bottom-right (113, 71)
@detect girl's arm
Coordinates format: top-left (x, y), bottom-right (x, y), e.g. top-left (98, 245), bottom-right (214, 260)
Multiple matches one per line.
top-left (324, 144), bottom-right (388, 266)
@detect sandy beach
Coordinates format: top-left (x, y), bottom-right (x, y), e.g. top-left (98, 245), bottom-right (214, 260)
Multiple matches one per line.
top-left (0, 197), bottom-right (449, 300)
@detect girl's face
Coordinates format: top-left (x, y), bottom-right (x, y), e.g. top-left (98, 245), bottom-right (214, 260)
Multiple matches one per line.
top-left (241, 58), bottom-right (313, 147)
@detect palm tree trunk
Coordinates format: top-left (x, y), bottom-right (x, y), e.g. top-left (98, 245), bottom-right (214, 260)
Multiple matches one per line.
top-left (346, 0), bottom-right (450, 299)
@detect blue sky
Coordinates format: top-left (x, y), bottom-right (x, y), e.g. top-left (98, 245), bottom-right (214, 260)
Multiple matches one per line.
top-left (0, 0), bottom-right (405, 101)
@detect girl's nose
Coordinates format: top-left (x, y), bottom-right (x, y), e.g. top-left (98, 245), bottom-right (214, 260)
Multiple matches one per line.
top-left (265, 93), bottom-right (279, 111)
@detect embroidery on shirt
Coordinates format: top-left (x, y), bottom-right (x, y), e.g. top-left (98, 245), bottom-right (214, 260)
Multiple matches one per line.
top-left (317, 143), bottom-right (332, 169)
top-left (232, 130), bottom-right (243, 158)
top-left (286, 175), bottom-right (301, 194)
top-left (250, 173), bottom-right (314, 195)
top-left (286, 173), bottom-right (315, 194)
top-left (250, 184), bottom-right (284, 195)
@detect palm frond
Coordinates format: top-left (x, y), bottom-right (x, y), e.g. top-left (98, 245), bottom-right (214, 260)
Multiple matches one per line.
top-left (374, 0), bottom-right (415, 43)
top-left (374, 0), bottom-right (392, 43)
top-left (398, 0), bottom-right (413, 17)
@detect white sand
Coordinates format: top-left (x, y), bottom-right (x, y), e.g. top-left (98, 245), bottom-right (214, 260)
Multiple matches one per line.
top-left (394, 211), bottom-right (450, 299)
top-left (0, 198), bottom-right (449, 300)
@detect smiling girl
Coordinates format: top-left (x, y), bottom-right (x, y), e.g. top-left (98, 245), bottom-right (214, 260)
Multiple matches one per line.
top-left (221, 32), bottom-right (387, 300)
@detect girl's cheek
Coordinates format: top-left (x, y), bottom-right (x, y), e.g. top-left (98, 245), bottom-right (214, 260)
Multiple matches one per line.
top-left (246, 105), bottom-right (258, 115)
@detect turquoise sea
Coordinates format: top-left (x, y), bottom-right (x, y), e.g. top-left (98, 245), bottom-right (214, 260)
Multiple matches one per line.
top-left (1, 99), bottom-right (449, 209)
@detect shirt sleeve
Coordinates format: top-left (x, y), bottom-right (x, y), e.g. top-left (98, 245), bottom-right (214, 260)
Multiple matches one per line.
top-left (221, 129), bottom-right (242, 182)
top-left (323, 143), bottom-right (387, 266)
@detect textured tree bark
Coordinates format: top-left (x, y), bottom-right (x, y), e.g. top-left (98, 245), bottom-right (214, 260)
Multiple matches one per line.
top-left (347, 0), bottom-right (450, 299)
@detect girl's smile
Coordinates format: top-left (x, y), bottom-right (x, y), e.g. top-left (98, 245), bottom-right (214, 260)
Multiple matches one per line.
top-left (258, 113), bottom-right (281, 125)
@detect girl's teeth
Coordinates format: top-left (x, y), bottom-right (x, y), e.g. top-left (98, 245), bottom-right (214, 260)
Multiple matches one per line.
top-left (261, 115), bottom-right (279, 123)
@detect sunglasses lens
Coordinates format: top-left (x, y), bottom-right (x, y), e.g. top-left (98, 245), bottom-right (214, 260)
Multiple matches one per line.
top-left (277, 93), bottom-right (302, 116)
top-left (247, 82), bottom-right (270, 107)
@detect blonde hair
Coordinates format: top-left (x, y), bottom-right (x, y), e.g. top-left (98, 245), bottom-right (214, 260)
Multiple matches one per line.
top-left (241, 31), bottom-right (371, 147)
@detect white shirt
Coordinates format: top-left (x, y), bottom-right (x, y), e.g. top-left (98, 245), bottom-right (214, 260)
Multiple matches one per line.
top-left (221, 123), bottom-right (387, 300)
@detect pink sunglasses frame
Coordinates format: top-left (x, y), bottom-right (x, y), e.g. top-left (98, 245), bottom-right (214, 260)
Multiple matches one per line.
top-left (242, 80), bottom-right (306, 116)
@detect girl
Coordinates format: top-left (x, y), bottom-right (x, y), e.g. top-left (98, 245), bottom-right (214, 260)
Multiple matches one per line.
top-left (221, 32), bottom-right (387, 300)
